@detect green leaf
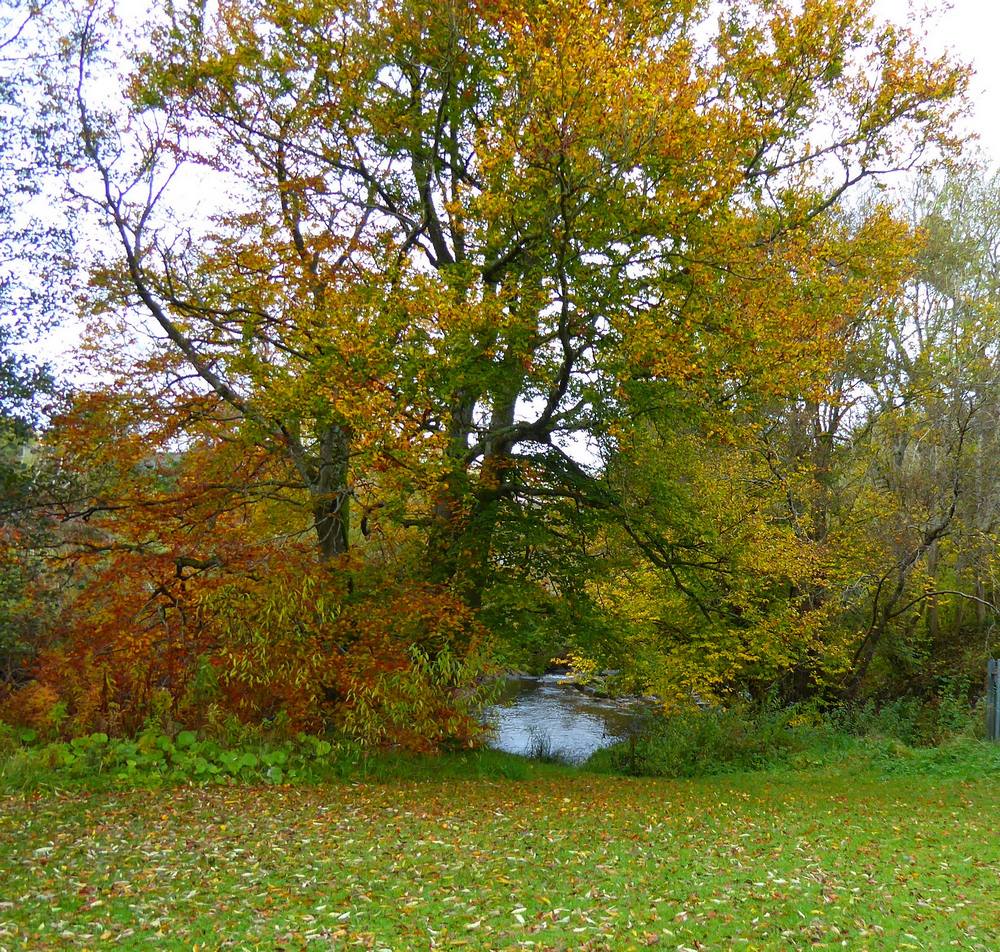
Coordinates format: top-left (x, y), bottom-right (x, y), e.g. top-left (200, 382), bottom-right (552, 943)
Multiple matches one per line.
top-left (176, 731), bottom-right (197, 750)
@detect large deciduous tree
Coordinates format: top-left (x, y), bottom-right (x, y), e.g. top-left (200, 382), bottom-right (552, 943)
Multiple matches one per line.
top-left (67, 0), bottom-right (964, 586)
top-left (0, 0), bottom-right (70, 692)
top-left (12, 0), bottom-right (969, 735)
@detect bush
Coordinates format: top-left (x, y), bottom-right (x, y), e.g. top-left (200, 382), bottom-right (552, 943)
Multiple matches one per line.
top-left (592, 689), bottom-right (989, 780)
top-left (0, 681), bottom-right (64, 739)
top-left (0, 559), bottom-right (499, 752)
top-left (828, 684), bottom-right (981, 747)
top-left (329, 583), bottom-right (498, 750)
top-left (0, 726), bottom-right (367, 791)
top-left (593, 701), bottom-right (805, 778)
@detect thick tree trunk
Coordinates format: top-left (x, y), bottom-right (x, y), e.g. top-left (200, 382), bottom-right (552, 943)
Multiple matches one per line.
top-left (427, 391), bottom-right (479, 579)
top-left (312, 423), bottom-right (350, 559)
top-left (427, 471), bottom-right (504, 608)
top-left (426, 377), bottom-right (520, 605)
top-left (454, 484), bottom-right (504, 610)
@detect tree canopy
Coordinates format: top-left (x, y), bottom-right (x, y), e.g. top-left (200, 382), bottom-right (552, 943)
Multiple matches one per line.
top-left (5, 0), bottom-right (995, 743)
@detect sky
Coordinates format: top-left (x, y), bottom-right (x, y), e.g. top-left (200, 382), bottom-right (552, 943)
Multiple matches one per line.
top-left (22, 0), bottom-right (1000, 374)
top-left (873, 0), bottom-right (1000, 164)
top-left (101, 0), bottom-right (1000, 156)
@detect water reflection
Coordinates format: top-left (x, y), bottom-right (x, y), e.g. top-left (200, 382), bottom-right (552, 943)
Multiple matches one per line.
top-left (483, 674), bottom-right (645, 764)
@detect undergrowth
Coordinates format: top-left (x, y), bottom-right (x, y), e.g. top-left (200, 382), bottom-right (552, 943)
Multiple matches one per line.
top-left (588, 693), bottom-right (998, 779)
top-left (3, 691), bottom-right (998, 791)
top-left (0, 721), bottom-right (566, 792)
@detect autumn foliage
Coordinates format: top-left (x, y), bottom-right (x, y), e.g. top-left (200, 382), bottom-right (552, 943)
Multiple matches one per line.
top-left (3, 0), bottom-right (987, 743)
top-left (3, 525), bottom-right (493, 747)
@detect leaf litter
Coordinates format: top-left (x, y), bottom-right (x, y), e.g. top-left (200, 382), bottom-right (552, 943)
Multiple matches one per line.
top-left (0, 771), bottom-right (997, 950)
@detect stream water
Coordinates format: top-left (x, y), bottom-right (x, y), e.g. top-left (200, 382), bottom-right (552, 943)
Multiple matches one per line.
top-left (483, 673), bottom-right (648, 764)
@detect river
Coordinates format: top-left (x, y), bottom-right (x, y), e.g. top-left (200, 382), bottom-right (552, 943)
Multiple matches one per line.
top-left (483, 673), bottom-right (649, 764)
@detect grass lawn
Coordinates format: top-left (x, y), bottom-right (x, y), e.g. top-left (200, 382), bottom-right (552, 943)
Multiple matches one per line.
top-left (1, 765), bottom-right (998, 950)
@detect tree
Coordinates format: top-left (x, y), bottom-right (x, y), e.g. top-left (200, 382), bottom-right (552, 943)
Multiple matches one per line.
top-left (838, 168), bottom-right (1000, 696)
top-left (65, 0), bottom-right (964, 583)
top-left (6, 0), bottom-right (970, 734)
top-left (632, 165), bottom-right (1000, 704)
top-left (0, 0), bottom-right (69, 689)
top-left (1, 0), bottom-right (62, 445)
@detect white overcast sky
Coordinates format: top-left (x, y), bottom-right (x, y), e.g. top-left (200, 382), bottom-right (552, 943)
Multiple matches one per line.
top-left (30, 0), bottom-right (1000, 371)
top-left (98, 0), bottom-right (999, 180)
top-left (873, 0), bottom-right (1000, 164)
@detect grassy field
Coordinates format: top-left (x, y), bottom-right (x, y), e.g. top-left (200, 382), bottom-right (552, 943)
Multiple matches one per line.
top-left (1, 761), bottom-right (998, 951)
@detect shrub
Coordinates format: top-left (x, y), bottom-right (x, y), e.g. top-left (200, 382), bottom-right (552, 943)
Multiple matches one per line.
top-left (0, 681), bottom-right (63, 739)
top-left (593, 688), bottom-right (989, 780)
top-left (329, 583), bottom-right (498, 751)
top-left (1, 556), bottom-right (499, 752)
top-left (827, 685), bottom-right (980, 747)
top-left (0, 726), bottom-right (366, 791)
top-left (596, 701), bottom-right (803, 778)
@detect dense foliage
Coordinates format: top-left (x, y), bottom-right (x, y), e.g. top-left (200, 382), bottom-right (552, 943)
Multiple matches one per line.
top-left (7, 0), bottom-right (1000, 746)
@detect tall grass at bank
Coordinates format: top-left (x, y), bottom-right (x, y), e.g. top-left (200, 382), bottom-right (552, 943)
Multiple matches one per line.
top-left (588, 692), bottom-right (999, 779)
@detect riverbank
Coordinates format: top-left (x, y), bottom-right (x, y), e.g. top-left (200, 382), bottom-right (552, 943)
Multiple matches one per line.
top-left (2, 758), bottom-right (998, 950)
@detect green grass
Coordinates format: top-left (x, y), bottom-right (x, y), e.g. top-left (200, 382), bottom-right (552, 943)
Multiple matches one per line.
top-left (1, 757), bottom-right (998, 950)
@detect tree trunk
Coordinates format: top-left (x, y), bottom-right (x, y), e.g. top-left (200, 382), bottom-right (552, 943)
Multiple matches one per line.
top-left (427, 391), bottom-right (479, 580)
top-left (925, 541), bottom-right (940, 643)
top-left (312, 423), bottom-right (350, 559)
top-left (427, 478), bottom-right (499, 606)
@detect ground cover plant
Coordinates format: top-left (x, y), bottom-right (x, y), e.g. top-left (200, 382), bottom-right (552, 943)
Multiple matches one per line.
top-left (0, 691), bottom-right (992, 788)
top-left (1, 757), bottom-right (998, 951)
top-left (0, 725), bottom-right (546, 792)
